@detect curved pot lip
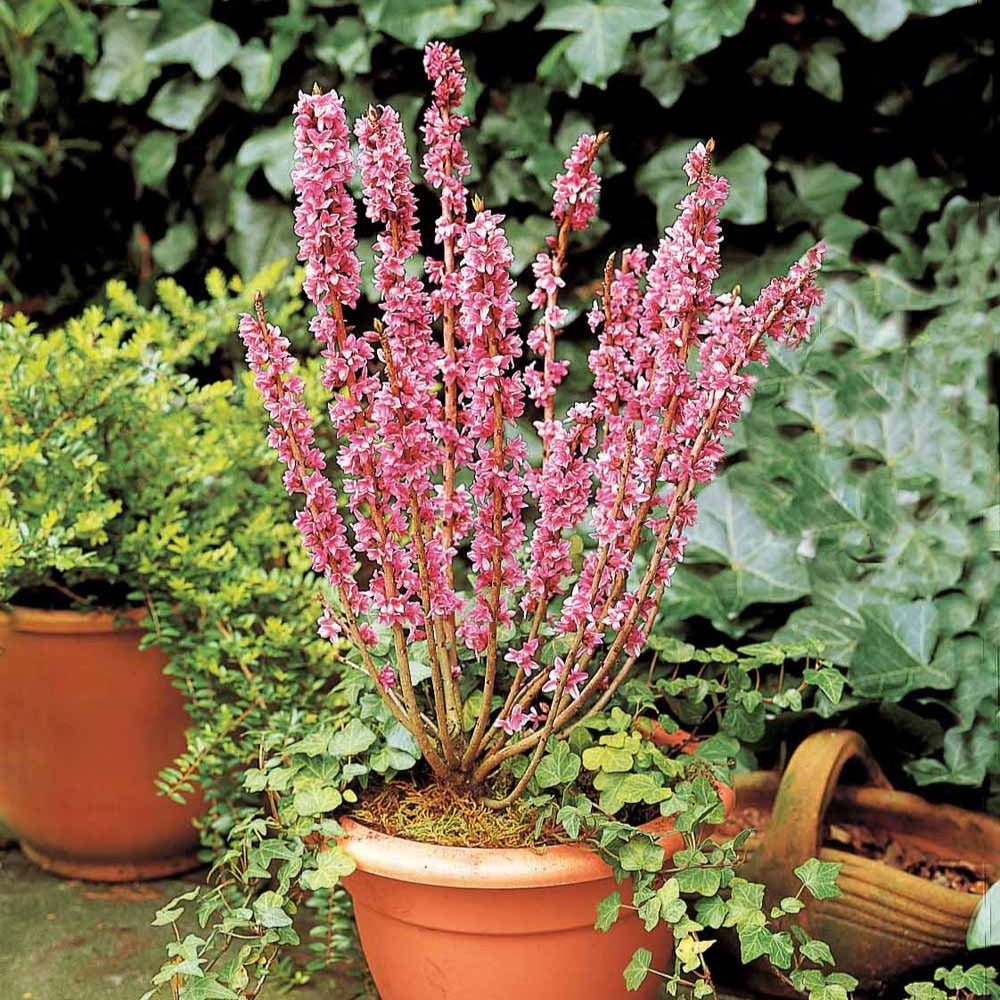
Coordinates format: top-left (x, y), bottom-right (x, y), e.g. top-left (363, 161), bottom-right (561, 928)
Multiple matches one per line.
top-left (0, 605), bottom-right (146, 635)
top-left (340, 781), bottom-right (735, 890)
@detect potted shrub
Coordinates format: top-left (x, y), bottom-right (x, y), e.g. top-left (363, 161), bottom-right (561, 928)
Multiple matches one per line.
top-left (0, 269), bottom-right (332, 881)
top-left (144, 44), bottom-right (846, 1000)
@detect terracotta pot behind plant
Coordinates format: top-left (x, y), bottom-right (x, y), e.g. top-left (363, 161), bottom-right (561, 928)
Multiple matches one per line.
top-left (733, 730), bottom-right (999, 994)
top-left (0, 607), bottom-right (202, 881)
top-left (341, 778), bottom-right (736, 1000)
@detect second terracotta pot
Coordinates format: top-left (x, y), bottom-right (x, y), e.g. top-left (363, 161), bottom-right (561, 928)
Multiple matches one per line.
top-left (341, 777), bottom-right (736, 1000)
top-left (0, 606), bottom-right (202, 881)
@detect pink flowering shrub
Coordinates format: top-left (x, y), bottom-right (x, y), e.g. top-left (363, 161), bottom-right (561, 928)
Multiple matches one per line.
top-left (239, 42), bottom-right (825, 804)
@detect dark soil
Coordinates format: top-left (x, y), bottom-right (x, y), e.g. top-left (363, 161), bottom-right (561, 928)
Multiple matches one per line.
top-left (825, 821), bottom-right (992, 894)
top-left (713, 806), bottom-right (993, 895)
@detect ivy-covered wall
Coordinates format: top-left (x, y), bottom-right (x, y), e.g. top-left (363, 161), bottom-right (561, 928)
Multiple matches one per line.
top-left (1, 0), bottom-right (992, 309)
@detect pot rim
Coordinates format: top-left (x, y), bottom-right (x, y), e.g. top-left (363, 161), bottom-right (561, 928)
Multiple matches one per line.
top-left (340, 781), bottom-right (735, 890)
top-left (0, 605), bottom-right (146, 635)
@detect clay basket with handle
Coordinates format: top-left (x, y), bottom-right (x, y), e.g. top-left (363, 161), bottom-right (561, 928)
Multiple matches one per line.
top-left (734, 729), bottom-right (999, 994)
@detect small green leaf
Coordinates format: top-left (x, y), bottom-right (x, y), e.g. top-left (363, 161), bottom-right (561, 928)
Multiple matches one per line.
top-left (671, 0), bottom-right (755, 62)
top-left (624, 947), bottom-right (653, 991)
top-left (132, 130), bottom-right (177, 188)
top-left (535, 741), bottom-right (582, 789)
top-left (539, 0), bottom-right (668, 86)
top-left (967, 882), bottom-right (1000, 949)
top-left (794, 858), bottom-right (843, 900)
top-left (148, 77), bottom-right (217, 131)
top-left (300, 847), bottom-right (355, 890)
top-left (595, 891), bottom-right (622, 931)
top-left (152, 222), bottom-right (196, 274)
top-left (800, 938), bottom-right (836, 966)
top-left (717, 145), bottom-right (770, 225)
top-left (145, 20), bottom-right (240, 79)
top-left (833, 0), bottom-right (908, 40)
top-left (619, 836), bottom-right (665, 873)
top-left (327, 719), bottom-right (378, 757)
top-left (252, 891), bottom-right (292, 928)
top-left (803, 666), bottom-right (846, 704)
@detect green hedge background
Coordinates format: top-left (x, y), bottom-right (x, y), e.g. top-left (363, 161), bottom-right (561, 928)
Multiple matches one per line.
top-left (2, 0), bottom-right (997, 805)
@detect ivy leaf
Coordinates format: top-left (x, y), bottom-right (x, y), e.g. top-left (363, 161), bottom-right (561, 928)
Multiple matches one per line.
top-left (717, 145), bottom-right (770, 225)
top-left (671, 0), bottom-right (755, 62)
top-left (738, 917), bottom-right (773, 963)
top-left (327, 719), bottom-right (378, 757)
top-left (179, 982), bottom-right (242, 1000)
top-left (87, 9), bottom-right (161, 103)
top-left (228, 192), bottom-right (296, 278)
top-left (677, 934), bottom-right (715, 972)
top-left (803, 666), bottom-right (846, 704)
top-left (675, 866), bottom-right (723, 895)
top-left (236, 123), bottom-right (294, 197)
top-left (132, 131), bottom-right (177, 188)
top-left (694, 895), bottom-right (728, 928)
top-left (313, 16), bottom-right (371, 75)
top-left (851, 599), bottom-right (946, 698)
top-left (683, 476), bottom-right (810, 613)
top-left (800, 938), bottom-right (836, 966)
top-left (535, 741), bottom-right (582, 788)
top-left (292, 782), bottom-right (342, 816)
top-left (595, 891), bottom-right (622, 931)
top-left (145, 21), bottom-right (240, 79)
top-left (767, 931), bottom-right (795, 970)
top-left (300, 846), bottom-right (355, 890)
top-left (252, 891), bottom-right (292, 928)
top-left (152, 222), bottom-right (197, 274)
top-left (725, 878), bottom-right (765, 925)
top-left (539, 0), bottom-right (668, 87)
top-left (875, 159), bottom-right (950, 234)
top-left (833, 0), bottom-right (909, 41)
top-left (232, 40), bottom-right (280, 110)
top-left (794, 858), bottom-right (843, 900)
top-left (148, 78), bottom-right (217, 131)
top-left (804, 40), bottom-right (844, 101)
top-left (788, 162), bottom-right (862, 219)
top-left (362, 0), bottom-right (494, 48)
top-left (618, 836), bottom-right (665, 873)
top-left (636, 137), bottom-right (700, 231)
top-left (624, 947), bottom-right (653, 991)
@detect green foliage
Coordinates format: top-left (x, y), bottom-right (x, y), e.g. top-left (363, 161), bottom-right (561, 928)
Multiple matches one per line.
top-left (1, 0), bottom-right (991, 311)
top-left (652, 192), bottom-right (999, 798)
top-left (1, 264), bottom-right (370, 982)
top-left (905, 966), bottom-right (1000, 1000)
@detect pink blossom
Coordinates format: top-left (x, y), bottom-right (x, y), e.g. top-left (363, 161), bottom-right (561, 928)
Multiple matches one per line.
top-left (504, 638), bottom-right (540, 676)
top-left (541, 658), bottom-right (589, 700)
top-left (493, 703), bottom-right (538, 736)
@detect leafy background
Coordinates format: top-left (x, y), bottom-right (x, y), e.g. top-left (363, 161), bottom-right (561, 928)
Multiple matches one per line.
top-left (1, 1), bottom-right (997, 804)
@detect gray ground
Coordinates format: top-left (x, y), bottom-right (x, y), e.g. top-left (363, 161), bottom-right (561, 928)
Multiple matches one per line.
top-left (0, 824), bottom-right (368, 1000)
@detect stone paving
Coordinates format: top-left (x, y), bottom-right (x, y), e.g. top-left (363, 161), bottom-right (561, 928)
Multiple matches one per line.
top-left (0, 837), bottom-right (369, 1000)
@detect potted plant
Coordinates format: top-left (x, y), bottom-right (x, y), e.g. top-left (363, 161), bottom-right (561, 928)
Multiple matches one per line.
top-left (0, 268), bottom-right (332, 882)
top-left (144, 43), bottom-right (847, 1000)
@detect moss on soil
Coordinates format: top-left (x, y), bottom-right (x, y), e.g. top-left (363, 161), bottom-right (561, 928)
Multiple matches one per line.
top-left (351, 780), bottom-right (563, 849)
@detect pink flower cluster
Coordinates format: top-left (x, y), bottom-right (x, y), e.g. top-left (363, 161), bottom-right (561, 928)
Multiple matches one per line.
top-left (238, 46), bottom-right (825, 769)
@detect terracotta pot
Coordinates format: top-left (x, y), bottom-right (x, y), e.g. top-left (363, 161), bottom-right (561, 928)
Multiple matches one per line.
top-left (732, 730), bottom-right (1000, 994)
top-left (0, 606), bottom-right (202, 881)
top-left (340, 752), bottom-right (735, 1000)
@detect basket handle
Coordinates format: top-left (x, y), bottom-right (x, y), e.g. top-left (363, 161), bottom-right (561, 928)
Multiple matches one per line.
top-left (749, 730), bottom-right (892, 900)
